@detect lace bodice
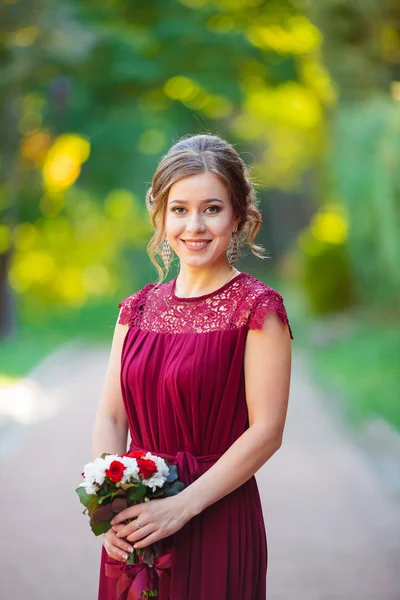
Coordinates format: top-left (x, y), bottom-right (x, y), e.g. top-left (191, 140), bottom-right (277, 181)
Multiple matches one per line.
top-left (118, 272), bottom-right (293, 338)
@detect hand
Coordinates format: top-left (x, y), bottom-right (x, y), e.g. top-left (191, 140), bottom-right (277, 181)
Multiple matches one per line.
top-left (110, 495), bottom-right (191, 549)
top-left (102, 523), bottom-right (135, 562)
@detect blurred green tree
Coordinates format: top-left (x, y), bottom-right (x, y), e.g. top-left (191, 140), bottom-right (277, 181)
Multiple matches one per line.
top-left (307, 0), bottom-right (400, 307)
top-left (0, 0), bottom-right (333, 336)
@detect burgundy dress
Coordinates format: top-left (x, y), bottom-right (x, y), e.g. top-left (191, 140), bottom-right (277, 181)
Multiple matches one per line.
top-left (98, 271), bottom-right (293, 600)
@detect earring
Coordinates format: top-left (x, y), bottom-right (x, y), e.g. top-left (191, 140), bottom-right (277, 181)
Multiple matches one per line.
top-left (227, 229), bottom-right (239, 265)
top-left (161, 238), bottom-right (172, 269)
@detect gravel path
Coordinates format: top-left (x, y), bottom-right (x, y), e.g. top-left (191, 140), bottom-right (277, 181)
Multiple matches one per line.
top-left (1, 346), bottom-right (399, 599)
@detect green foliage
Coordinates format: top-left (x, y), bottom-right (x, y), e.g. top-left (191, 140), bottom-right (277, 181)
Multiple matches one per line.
top-left (90, 519), bottom-right (112, 536)
top-left (125, 485), bottom-right (147, 503)
top-left (88, 495), bottom-right (101, 518)
top-left (303, 0), bottom-right (400, 311)
top-left (162, 480), bottom-right (186, 497)
top-left (165, 464), bottom-right (178, 483)
top-left (1, 0), bottom-right (333, 337)
top-left (310, 0), bottom-right (399, 101)
top-left (330, 98), bottom-right (400, 306)
top-left (76, 486), bottom-right (94, 509)
top-left (310, 314), bottom-right (400, 431)
top-left (302, 243), bottom-right (353, 314)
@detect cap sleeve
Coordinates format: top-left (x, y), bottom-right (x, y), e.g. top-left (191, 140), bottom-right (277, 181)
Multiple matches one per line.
top-left (117, 283), bottom-right (155, 327)
top-left (248, 289), bottom-right (293, 340)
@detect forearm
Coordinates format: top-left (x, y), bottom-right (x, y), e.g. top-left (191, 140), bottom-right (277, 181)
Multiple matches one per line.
top-left (92, 415), bottom-right (128, 460)
top-left (180, 424), bottom-right (281, 518)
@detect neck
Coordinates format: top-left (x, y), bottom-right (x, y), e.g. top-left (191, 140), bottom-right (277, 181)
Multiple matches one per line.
top-left (175, 263), bottom-right (239, 298)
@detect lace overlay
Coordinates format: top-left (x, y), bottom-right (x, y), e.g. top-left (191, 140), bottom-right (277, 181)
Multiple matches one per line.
top-left (118, 273), bottom-right (293, 338)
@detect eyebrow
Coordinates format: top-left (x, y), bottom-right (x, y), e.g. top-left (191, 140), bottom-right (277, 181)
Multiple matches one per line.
top-left (169, 198), bottom-right (224, 205)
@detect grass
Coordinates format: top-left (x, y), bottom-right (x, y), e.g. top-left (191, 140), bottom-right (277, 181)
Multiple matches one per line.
top-left (0, 330), bottom-right (63, 379)
top-left (276, 280), bottom-right (400, 433)
top-left (0, 300), bottom-right (116, 379)
top-left (309, 315), bottom-right (400, 431)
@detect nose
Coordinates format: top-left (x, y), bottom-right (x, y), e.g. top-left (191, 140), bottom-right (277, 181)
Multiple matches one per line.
top-left (185, 210), bottom-right (206, 233)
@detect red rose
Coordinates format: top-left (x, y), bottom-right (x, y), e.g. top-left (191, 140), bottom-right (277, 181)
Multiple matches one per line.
top-left (122, 451), bottom-right (146, 459)
top-left (137, 457), bottom-right (157, 479)
top-left (105, 460), bottom-right (126, 483)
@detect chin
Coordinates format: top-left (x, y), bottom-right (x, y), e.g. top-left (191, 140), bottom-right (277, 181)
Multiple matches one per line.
top-left (182, 259), bottom-right (212, 268)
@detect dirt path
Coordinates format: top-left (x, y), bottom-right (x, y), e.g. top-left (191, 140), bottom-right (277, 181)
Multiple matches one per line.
top-left (259, 354), bottom-right (400, 600)
top-left (1, 347), bottom-right (399, 599)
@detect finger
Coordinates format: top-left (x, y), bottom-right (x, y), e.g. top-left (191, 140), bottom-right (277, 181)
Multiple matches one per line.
top-left (132, 530), bottom-right (162, 549)
top-left (111, 523), bottom-right (125, 534)
top-left (104, 541), bottom-right (130, 562)
top-left (110, 531), bottom-right (135, 554)
top-left (116, 518), bottom-right (147, 540)
top-left (111, 506), bottom-right (140, 526)
top-left (104, 528), bottom-right (134, 554)
top-left (126, 524), bottom-right (155, 544)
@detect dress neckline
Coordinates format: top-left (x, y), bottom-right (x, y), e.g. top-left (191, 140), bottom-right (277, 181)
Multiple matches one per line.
top-left (170, 271), bottom-right (248, 302)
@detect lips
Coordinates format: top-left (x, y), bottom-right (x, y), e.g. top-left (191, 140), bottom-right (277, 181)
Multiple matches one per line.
top-left (181, 239), bottom-right (212, 250)
top-left (181, 240), bottom-right (212, 243)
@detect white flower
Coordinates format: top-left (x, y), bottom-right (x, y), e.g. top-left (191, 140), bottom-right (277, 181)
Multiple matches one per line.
top-left (120, 456), bottom-right (140, 483)
top-left (81, 456), bottom-right (107, 489)
top-left (79, 480), bottom-right (97, 495)
top-left (141, 452), bottom-right (169, 492)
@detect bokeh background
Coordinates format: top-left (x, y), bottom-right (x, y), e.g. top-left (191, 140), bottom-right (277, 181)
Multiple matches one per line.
top-left (1, 1), bottom-right (400, 599)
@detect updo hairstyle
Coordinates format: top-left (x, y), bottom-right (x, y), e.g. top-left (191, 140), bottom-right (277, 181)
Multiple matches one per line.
top-left (146, 133), bottom-right (267, 281)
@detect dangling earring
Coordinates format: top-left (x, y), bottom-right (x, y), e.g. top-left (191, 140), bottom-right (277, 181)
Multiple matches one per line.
top-left (161, 238), bottom-right (172, 269)
top-left (227, 228), bottom-right (239, 266)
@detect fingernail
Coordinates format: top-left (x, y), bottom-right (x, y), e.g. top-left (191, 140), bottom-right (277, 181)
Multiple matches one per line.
top-left (110, 520), bottom-right (115, 525)
top-left (128, 546), bottom-right (134, 553)
top-left (122, 554), bottom-right (128, 560)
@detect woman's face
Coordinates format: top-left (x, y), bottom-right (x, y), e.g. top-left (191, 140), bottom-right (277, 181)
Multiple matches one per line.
top-left (165, 172), bottom-right (240, 269)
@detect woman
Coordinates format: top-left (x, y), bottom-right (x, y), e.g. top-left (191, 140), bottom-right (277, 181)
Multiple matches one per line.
top-left (93, 133), bottom-right (293, 599)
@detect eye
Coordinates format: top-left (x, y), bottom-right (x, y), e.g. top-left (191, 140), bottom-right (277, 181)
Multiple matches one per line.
top-left (205, 205), bottom-right (221, 214)
top-left (171, 207), bottom-right (186, 214)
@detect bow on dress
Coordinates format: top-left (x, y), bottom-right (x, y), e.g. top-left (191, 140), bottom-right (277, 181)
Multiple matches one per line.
top-left (105, 549), bottom-right (174, 600)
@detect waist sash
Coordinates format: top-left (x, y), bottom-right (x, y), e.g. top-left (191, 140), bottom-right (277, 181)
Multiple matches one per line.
top-left (128, 442), bottom-right (222, 486)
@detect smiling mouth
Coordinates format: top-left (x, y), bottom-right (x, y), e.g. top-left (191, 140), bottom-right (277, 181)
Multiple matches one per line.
top-left (181, 240), bottom-right (212, 248)
top-left (182, 240), bottom-right (211, 246)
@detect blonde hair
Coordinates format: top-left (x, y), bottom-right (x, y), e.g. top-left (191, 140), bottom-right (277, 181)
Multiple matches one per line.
top-left (146, 133), bottom-right (267, 281)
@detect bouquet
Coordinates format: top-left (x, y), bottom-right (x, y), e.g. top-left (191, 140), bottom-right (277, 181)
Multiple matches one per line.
top-left (76, 450), bottom-right (185, 599)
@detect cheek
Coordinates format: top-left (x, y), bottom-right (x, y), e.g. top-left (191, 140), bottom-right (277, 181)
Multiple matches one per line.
top-left (165, 213), bottom-right (180, 233)
top-left (210, 215), bottom-right (235, 235)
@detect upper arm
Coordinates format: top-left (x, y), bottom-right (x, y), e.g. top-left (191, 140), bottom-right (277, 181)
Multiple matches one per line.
top-left (244, 305), bottom-right (292, 444)
top-left (94, 308), bottom-right (130, 428)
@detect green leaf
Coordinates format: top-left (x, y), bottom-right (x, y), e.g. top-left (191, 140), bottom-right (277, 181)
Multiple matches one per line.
top-left (76, 486), bottom-right (96, 508)
top-left (88, 496), bottom-right (100, 517)
top-left (165, 464), bottom-right (178, 483)
top-left (97, 489), bottom-right (116, 504)
top-left (126, 551), bottom-right (139, 565)
top-left (126, 484), bottom-right (146, 503)
top-left (90, 519), bottom-right (112, 536)
top-left (148, 486), bottom-right (166, 499)
top-left (163, 480), bottom-right (185, 497)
